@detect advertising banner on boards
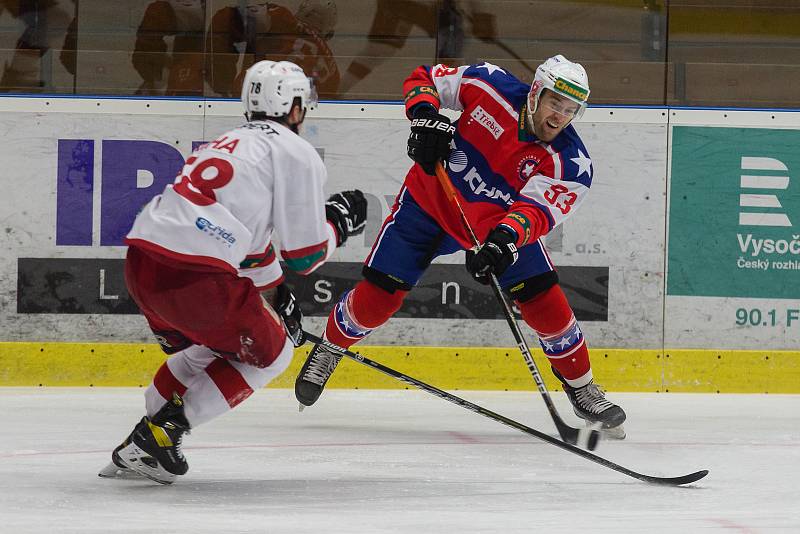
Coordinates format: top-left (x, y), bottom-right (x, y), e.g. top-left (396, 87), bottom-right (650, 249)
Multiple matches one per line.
top-left (666, 125), bottom-right (800, 348)
top-left (0, 102), bottom-right (666, 348)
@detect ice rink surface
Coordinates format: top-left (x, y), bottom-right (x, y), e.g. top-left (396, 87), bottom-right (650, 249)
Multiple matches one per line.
top-left (1, 387), bottom-right (798, 533)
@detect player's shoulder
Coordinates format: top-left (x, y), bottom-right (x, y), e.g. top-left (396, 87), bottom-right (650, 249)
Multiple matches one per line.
top-left (247, 121), bottom-right (323, 171)
top-left (462, 62), bottom-right (530, 104)
top-left (553, 124), bottom-right (589, 156)
top-left (204, 122), bottom-right (318, 167)
top-left (230, 120), bottom-right (300, 146)
top-left (553, 125), bottom-right (593, 186)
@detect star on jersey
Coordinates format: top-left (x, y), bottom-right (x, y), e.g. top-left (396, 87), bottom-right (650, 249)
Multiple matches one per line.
top-left (476, 62), bottom-right (506, 76)
top-left (570, 150), bottom-right (592, 178)
top-left (522, 162), bottom-right (536, 178)
top-left (336, 300), bottom-right (370, 337)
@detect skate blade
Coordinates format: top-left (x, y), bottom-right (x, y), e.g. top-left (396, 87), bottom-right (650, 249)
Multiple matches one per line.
top-left (116, 442), bottom-right (177, 485)
top-left (298, 403), bottom-right (306, 413)
top-left (98, 461), bottom-right (146, 480)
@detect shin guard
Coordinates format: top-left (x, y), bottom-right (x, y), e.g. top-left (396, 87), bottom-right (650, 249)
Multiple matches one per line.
top-left (325, 280), bottom-right (407, 348)
top-left (517, 284), bottom-right (592, 386)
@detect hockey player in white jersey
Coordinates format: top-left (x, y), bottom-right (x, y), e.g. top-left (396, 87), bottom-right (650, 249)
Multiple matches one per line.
top-left (99, 60), bottom-right (367, 484)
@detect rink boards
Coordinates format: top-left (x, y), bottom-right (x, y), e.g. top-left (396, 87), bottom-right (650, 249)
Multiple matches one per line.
top-left (0, 97), bottom-right (798, 392)
top-left (1, 342), bottom-right (798, 393)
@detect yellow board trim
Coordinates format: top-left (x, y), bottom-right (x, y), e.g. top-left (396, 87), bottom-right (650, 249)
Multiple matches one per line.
top-left (0, 342), bottom-right (798, 393)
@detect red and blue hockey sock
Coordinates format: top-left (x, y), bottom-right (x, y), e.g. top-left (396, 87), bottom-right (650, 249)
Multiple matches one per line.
top-left (517, 284), bottom-right (592, 387)
top-left (324, 280), bottom-right (407, 349)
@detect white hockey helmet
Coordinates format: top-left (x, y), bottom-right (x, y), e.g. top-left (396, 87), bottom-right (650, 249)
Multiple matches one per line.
top-left (241, 60), bottom-right (318, 119)
top-left (528, 54), bottom-right (590, 121)
top-left (296, 0), bottom-right (338, 39)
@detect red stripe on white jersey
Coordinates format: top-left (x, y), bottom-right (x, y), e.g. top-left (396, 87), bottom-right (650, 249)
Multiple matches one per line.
top-left (205, 358), bottom-right (254, 408)
top-left (153, 362), bottom-right (188, 401)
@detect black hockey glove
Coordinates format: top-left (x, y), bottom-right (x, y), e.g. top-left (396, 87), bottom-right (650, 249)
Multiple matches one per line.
top-left (407, 105), bottom-right (455, 175)
top-left (326, 189), bottom-right (367, 246)
top-left (465, 227), bottom-right (519, 284)
top-left (275, 283), bottom-right (305, 347)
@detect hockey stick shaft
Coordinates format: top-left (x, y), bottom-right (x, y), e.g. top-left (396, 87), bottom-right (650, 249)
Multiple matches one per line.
top-left (304, 332), bottom-right (708, 486)
top-left (433, 161), bottom-right (584, 444)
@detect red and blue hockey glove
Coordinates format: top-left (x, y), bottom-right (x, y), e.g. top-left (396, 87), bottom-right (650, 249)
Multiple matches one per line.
top-left (326, 189), bottom-right (367, 246)
top-left (465, 226), bottom-right (519, 284)
top-left (407, 105), bottom-right (455, 175)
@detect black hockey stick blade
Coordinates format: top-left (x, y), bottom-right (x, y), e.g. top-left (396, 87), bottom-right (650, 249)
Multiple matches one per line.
top-left (553, 417), bottom-right (598, 450)
top-left (304, 334), bottom-right (709, 486)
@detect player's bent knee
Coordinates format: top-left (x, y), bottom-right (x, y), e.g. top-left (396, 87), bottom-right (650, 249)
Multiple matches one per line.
top-left (353, 274), bottom-right (408, 326)
top-left (507, 271), bottom-right (559, 303)
top-left (362, 265), bottom-right (413, 294)
top-left (253, 336), bottom-right (294, 383)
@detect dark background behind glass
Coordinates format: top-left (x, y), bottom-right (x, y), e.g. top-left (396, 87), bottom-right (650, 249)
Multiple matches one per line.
top-left (1, 1), bottom-right (798, 108)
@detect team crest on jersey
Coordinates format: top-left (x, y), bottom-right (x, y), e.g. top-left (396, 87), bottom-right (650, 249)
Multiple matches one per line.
top-left (517, 156), bottom-right (540, 182)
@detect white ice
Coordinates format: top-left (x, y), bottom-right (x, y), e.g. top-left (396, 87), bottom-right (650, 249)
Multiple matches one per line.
top-left (1, 387), bottom-right (798, 533)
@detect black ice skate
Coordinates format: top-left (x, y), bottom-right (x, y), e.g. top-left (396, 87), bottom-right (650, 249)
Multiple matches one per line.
top-left (555, 368), bottom-right (627, 439)
top-left (98, 436), bottom-right (145, 480)
top-left (115, 393), bottom-right (191, 484)
top-left (295, 342), bottom-right (342, 409)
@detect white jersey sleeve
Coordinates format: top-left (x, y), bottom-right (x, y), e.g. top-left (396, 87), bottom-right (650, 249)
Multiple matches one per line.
top-left (427, 64), bottom-right (470, 112)
top-left (271, 143), bottom-right (337, 275)
top-left (517, 172), bottom-right (590, 230)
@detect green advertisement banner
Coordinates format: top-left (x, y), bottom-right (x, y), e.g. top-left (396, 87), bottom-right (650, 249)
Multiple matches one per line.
top-left (668, 126), bottom-right (800, 298)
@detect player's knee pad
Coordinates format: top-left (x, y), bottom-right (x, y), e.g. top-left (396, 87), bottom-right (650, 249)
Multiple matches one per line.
top-left (362, 265), bottom-right (413, 294)
top-left (516, 281), bottom-right (573, 335)
top-left (507, 271), bottom-right (559, 304)
top-left (151, 329), bottom-right (194, 355)
top-left (240, 336), bottom-right (294, 389)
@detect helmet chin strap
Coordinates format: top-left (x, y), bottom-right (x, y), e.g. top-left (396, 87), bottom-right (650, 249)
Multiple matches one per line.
top-left (526, 91), bottom-right (538, 133)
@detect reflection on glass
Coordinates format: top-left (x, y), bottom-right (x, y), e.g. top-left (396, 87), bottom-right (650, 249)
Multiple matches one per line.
top-left (0, 0), bottom-right (77, 93)
top-left (207, 0), bottom-right (339, 99)
top-left (0, 0), bottom-right (798, 109)
top-left (339, 0), bottom-right (499, 96)
top-left (132, 0), bottom-right (207, 96)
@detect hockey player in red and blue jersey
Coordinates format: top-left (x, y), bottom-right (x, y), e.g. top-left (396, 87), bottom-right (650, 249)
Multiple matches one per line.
top-left (296, 55), bottom-right (626, 436)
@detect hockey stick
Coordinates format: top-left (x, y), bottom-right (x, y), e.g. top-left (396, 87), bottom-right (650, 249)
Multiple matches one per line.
top-left (304, 332), bottom-right (709, 486)
top-left (432, 161), bottom-right (598, 449)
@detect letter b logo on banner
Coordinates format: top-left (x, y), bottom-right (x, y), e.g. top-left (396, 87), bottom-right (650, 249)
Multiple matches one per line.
top-left (56, 139), bottom-right (193, 246)
top-left (668, 126), bottom-right (800, 299)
